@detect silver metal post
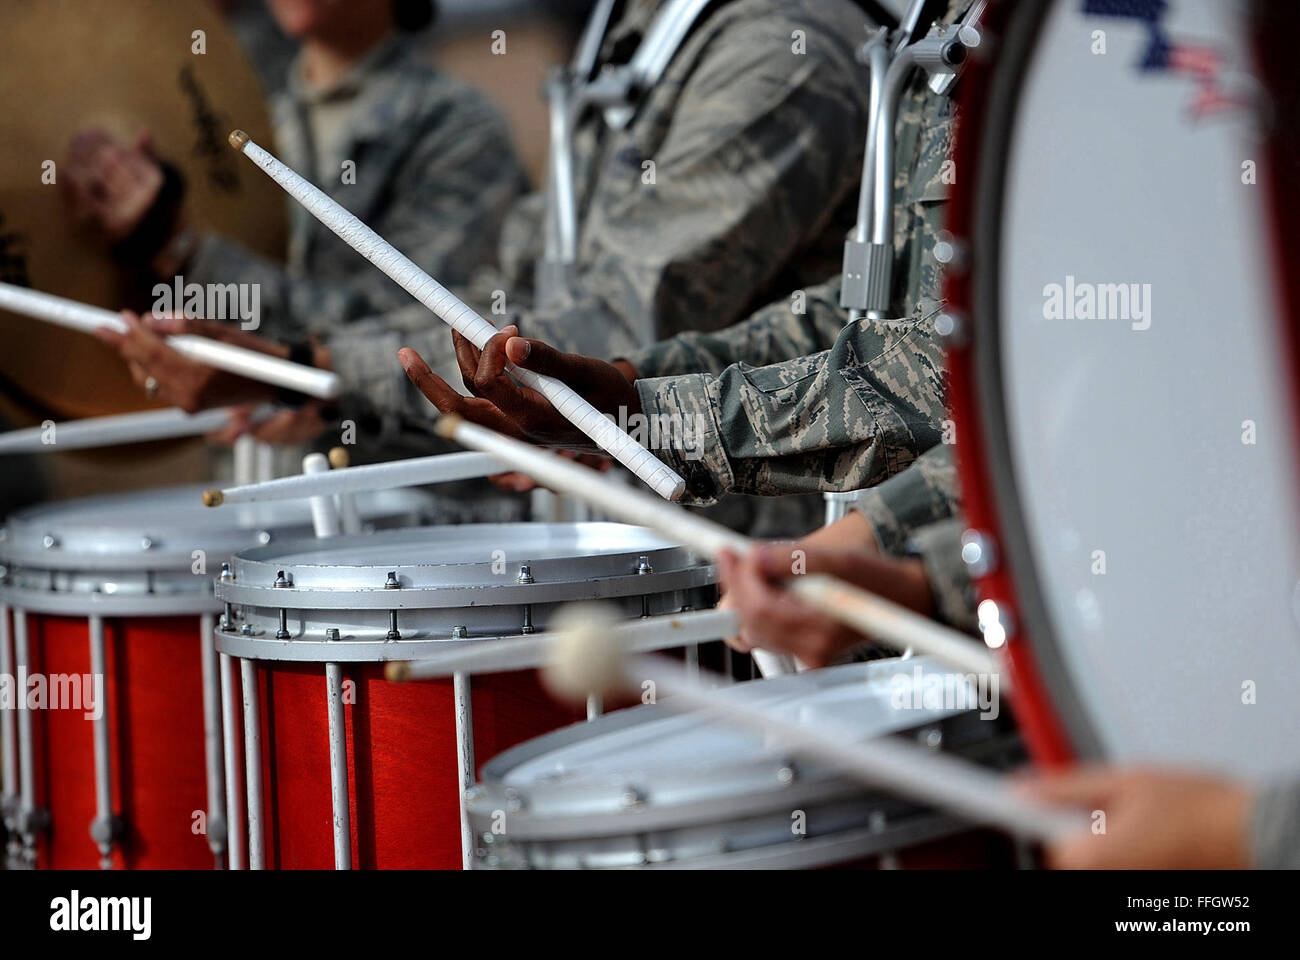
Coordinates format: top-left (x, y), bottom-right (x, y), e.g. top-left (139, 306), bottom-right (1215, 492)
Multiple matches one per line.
top-left (87, 615), bottom-right (116, 868)
top-left (13, 609), bottom-right (42, 866)
top-left (219, 651), bottom-right (245, 869)
top-left (586, 693), bottom-right (604, 720)
top-left (240, 657), bottom-right (265, 869)
top-left (325, 661), bottom-right (352, 870)
top-left (453, 671), bottom-right (475, 870)
top-left (198, 613), bottom-right (227, 868)
top-left (0, 605), bottom-right (20, 866)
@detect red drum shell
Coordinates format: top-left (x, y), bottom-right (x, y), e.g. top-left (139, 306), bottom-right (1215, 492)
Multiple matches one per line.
top-left (23, 611), bottom-right (211, 869)
top-left (244, 662), bottom-right (582, 870)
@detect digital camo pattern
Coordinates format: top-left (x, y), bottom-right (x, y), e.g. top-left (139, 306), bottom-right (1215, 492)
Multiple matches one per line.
top-left (188, 36), bottom-right (527, 342)
top-left (850, 443), bottom-right (960, 554)
top-left (630, 68), bottom-right (958, 504)
top-left (488, 0), bottom-right (874, 356)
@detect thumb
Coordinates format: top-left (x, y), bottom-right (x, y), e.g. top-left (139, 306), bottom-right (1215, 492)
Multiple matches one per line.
top-left (505, 336), bottom-right (573, 379)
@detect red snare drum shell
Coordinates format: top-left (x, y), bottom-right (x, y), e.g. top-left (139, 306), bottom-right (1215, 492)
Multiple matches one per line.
top-left (24, 611), bottom-right (211, 869)
top-left (243, 661), bottom-right (582, 870)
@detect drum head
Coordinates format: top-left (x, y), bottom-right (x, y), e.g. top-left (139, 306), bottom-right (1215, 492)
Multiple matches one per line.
top-left (958, 0), bottom-right (1300, 776)
top-left (0, 0), bottom-right (286, 421)
top-left (469, 658), bottom-right (1009, 868)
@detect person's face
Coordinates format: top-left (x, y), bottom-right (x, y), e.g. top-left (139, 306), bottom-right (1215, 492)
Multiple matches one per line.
top-left (267, 0), bottom-right (343, 39)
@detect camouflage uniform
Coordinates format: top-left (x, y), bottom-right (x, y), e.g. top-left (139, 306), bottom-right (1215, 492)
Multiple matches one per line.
top-left (328, 0), bottom-right (876, 426)
top-left (187, 35), bottom-right (527, 342)
top-left (624, 64), bottom-right (957, 505)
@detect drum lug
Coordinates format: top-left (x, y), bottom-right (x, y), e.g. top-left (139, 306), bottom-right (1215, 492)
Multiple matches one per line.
top-left (517, 566), bottom-right (536, 634)
top-left (933, 311), bottom-right (968, 348)
top-left (932, 232), bottom-right (968, 274)
top-left (384, 571), bottom-right (403, 640)
top-left (976, 600), bottom-right (1015, 650)
top-left (959, 529), bottom-right (997, 577)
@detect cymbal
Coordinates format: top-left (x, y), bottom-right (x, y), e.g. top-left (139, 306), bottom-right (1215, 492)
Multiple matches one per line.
top-left (0, 0), bottom-right (288, 421)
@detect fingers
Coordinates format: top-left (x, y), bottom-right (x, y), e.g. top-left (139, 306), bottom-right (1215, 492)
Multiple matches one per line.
top-left (452, 329), bottom-right (484, 393)
top-left (488, 472), bottom-right (539, 494)
top-left (400, 347), bottom-right (527, 438)
top-left (400, 348), bottom-right (466, 411)
top-left (206, 405), bottom-right (255, 445)
top-left (1016, 766), bottom-right (1126, 810)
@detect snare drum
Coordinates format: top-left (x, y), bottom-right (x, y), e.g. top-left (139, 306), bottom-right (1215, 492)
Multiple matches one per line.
top-left (945, 0), bottom-right (1300, 770)
top-left (0, 485), bottom-right (428, 869)
top-left (213, 522), bottom-right (717, 870)
top-left (466, 657), bottom-right (1018, 869)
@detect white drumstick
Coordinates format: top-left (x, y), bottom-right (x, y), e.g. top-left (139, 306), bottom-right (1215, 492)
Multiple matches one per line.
top-left (436, 415), bottom-right (1001, 679)
top-left (387, 607), bottom-right (740, 681)
top-left (0, 405), bottom-right (274, 454)
top-left (547, 609), bottom-right (1082, 844)
top-left (202, 449), bottom-right (505, 506)
top-left (227, 130), bottom-right (684, 501)
top-left (0, 282), bottom-right (341, 400)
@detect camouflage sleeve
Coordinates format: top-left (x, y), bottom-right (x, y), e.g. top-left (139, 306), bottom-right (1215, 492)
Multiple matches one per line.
top-left (187, 93), bottom-right (524, 341)
top-left (904, 517), bottom-right (977, 634)
top-left (623, 278), bottom-right (847, 380)
top-left (1252, 778), bottom-right (1300, 869)
top-left (849, 443), bottom-right (960, 553)
top-left (633, 308), bottom-right (946, 503)
top-left (324, 301), bottom-right (462, 433)
top-left (525, 9), bottom-right (869, 357)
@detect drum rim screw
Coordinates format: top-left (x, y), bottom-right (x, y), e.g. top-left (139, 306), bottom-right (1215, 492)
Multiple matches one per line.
top-left (140, 536), bottom-right (154, 551)
top-left (219, 562), bottom-right (234, 582)
top-left (933, 310), bottom-right (968, 348)
top-left (636, 556), bottom-right (653, 575)
top-left (384, 570), bottom-right (401, 589)
top-left (273, 570), bottom-right (293, 588)
top-left (959, 529), bottom-right (997, 578)
top-left (450, 624), bottom-right (468, 639)
top-left (257, 530), bottom-right (272, 545)
top-left (619, 786), bottom-right (644, 808)
top-left (325, 627), bottom-right (341, 641)
top-left (923, 727), bottom-right (943, 750)
top-left (776, 765), bottom-right (796, 785)
top-left (42, 533), bottom-right (58, 549)
top-left (516, 564), bottom-right (534, 584)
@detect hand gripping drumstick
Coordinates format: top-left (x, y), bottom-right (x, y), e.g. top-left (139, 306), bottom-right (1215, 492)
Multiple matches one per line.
top-left (0, 405), bottom-right (275, 454)
top-left (227, 130), bottom-right (685, 502)
top-left (436, 415), bottom-right (1002, 680)
top-left (0, 282), bottom-right (341, 400)
top-left (202, 449), bottom-right (505, 506)
top-left (545, 606), bottom-right (1082, 845)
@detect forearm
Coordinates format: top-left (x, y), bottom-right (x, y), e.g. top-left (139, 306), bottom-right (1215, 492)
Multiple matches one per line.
top-left (633, 313), bottom-right (947, 503)
top-left (849, 443), bottom-right (961, 554)
top-left (624, 279), bottom-right (848, 380)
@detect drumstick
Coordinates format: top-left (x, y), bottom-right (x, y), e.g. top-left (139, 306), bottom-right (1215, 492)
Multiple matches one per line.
top-left (436, 415), bottom-right (1001, 679)
top-left (386, 607), bottom-right (740, 681)
top-left (0, 405), bottom-right (274, 454)
top-left (0, 282), bottom-right (342, 400)
top-left (227, 130), bottom-right (685, 502)
top-left (202, 449), bottom-right (505, 506)
top-left (547, 607), bottom-right (1082, 844)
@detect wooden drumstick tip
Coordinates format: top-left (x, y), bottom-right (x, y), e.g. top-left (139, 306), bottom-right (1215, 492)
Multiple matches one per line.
top-left (327, 446), bottom-right (350, 469)
top-left (385, 661), bottom-right (411, 682)
top-left (202, 489), bottom-right (224, 507)
top-left (228, 129), bottom-right (250, 151)
top-left (433, 414), bottom-right (462, 440)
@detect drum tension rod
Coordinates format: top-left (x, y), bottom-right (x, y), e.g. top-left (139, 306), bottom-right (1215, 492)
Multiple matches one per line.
top-left (273, 570), bottom-right (293, 640)
top-left (517, 565), bottom-right (535, 634)
top-left (384, 571), bottom-right (402, 641)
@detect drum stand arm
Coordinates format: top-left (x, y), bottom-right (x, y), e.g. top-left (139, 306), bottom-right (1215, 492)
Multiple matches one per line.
top-left (842, 3), bottom-right (985, 321)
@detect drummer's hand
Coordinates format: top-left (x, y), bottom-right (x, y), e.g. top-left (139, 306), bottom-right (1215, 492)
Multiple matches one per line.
top-left (1019, 768), bottom-right (1253, 870)
top-left (95, 311), bottom-right (277, 413)
top-left (715, 542), bottom-right (933, 667)
top-left (207, 402), bottom-right (329, 446)
top-left (399, 327), bottom-right (641, 452)
top-left (64, 128), bottom-right (166, 242)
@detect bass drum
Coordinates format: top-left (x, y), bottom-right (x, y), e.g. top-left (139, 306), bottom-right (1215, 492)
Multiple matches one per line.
top-left (945, 0), bottom-right (1300, 771)
top-left (0, 0), bottom-right (287, 423)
